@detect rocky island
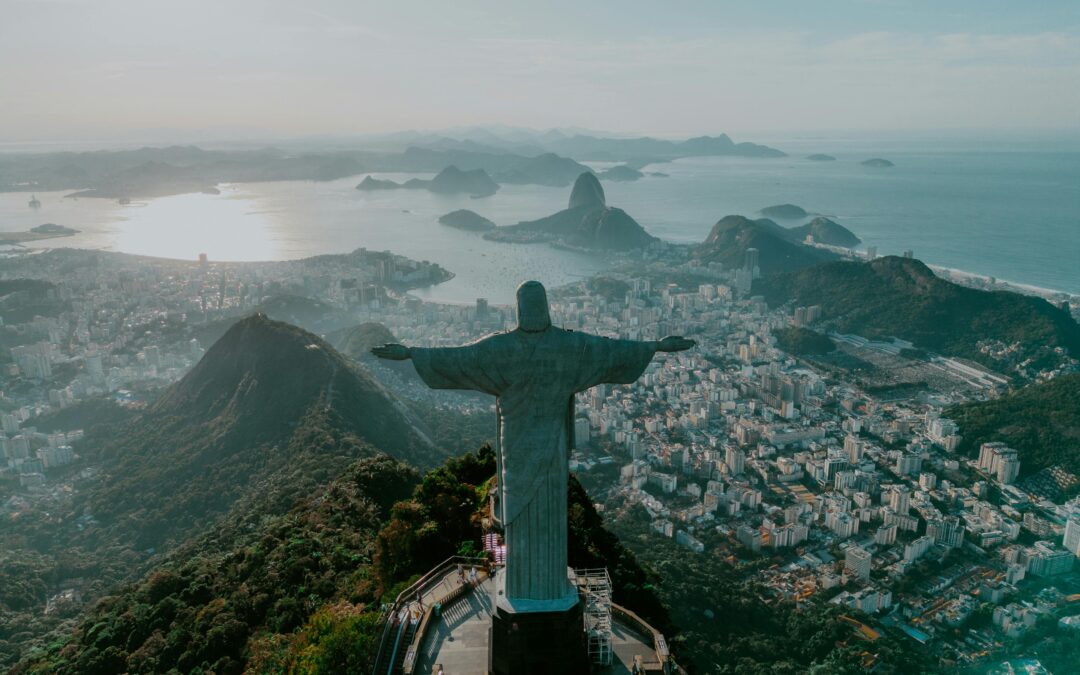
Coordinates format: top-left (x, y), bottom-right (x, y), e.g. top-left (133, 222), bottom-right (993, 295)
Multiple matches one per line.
top-left (760, 203), bottom-right (810, 219)
top-left (597, 165), bottom-right (644, 182)
top-left (861, 158), bottom-right (895, 167)
top-left (806, 154), bottom-right (837, 161)
top-left (356, 176), bottom-right (403, 190)
top-left (437, 209), bottom-right (496, 232)
top-left (484, 172), bottom-right (658, 251)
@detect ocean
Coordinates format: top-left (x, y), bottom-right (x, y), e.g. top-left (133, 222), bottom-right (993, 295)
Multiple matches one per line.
top-left (1, 135), bottom-right (1078, 303)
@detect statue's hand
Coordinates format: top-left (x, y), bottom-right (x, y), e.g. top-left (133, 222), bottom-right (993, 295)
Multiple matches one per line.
top-left (657, 336), bottom-right (695, 353)
top-left (371, 343), bottom-right (412, 360)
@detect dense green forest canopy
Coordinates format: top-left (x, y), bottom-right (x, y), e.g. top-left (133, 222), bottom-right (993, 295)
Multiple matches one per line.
top-left (773, 326), bottom-right (837, 356)
top-left (14, 447), bottom-right (671, 674)
top-left (949, 373), bottom-right (1080, 477)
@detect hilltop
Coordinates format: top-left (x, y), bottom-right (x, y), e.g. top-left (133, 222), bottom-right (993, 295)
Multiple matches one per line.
top-left (332, 321), bottom-right (418, 380)
top-left (87, 314), bottom-right (437, 543)
top-left (568, 170), bottom-right (606, 209)
top-left (788, 216), bottom-right (862, 248)
top-left (693, 215), bottom-right (840, 275)
top-left (754, 256), bottom-right (1080, 376)
top-left (485, 172), bottom-right (658, 251)
top-left (255, 293), bottom-right (338, 329)
top-left (336, 322), bottom-right (398, 359)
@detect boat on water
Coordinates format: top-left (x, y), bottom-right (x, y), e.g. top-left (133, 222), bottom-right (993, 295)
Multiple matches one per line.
top-left (28, 194), bottom-right (41, 209)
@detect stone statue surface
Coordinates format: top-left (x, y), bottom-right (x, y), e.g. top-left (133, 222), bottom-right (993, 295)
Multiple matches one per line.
top-left (373, 280), bottom-right (693, 610)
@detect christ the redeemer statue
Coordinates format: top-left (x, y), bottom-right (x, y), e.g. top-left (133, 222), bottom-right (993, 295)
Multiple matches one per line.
top-left (373, 280), bottom-right (693, 613)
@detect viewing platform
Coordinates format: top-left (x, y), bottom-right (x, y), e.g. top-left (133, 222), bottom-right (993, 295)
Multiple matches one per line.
top-left (370, 557), bottom-right (673, 675)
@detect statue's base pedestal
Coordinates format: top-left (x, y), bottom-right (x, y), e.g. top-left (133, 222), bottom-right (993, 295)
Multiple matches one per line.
top-left (488, 600), bottom-right (589, 675)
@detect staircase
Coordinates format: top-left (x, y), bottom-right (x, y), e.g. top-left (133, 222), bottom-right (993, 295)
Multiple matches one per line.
top-left (370, 613), bottom-right (400, 675)
top-left (389, 618), bottom-right (419, 674)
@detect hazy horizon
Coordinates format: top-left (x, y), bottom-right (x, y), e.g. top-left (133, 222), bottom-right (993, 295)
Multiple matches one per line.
top-left (3, 0), bottom-right (1079, 143)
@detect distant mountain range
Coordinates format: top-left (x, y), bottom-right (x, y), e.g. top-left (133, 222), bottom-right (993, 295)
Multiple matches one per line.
top-left (340, 128), bottom-right (786, 162)
top-left (539, 133), bottom-right (785, 162)
top-left (356, 165), bottom-right (499, 197)
top-left (754, 256), bottom-right (1080, 374)
top-left (397, 148), bottom-right (590, 187)
top-left (0, 130), bottom-right (784, 198)
top-left (484, 172), bottom-right (658, 251)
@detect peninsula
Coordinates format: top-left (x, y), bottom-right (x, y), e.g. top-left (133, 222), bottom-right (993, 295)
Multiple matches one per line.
top-left (0, 223), bottom-right (80, 245)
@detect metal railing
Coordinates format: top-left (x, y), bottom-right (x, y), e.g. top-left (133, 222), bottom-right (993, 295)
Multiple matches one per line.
top-left (611, 602), bottom-right (673, 674)
top-left (370, 556), bottom-right (488, 675)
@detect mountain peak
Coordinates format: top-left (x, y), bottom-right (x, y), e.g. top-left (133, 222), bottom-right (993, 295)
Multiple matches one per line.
top-left (869, 254), bottom-right (936, 278)
top-left (150, 313), bottom-right (354, 435)
top-left (86, 314), bottom-right (437, 550)
top-left (568, 171), bottom-right (606, 210)
top-left (429, 165), bottom-right (499, 197)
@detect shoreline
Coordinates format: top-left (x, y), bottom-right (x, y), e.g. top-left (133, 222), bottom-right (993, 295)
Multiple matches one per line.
top-left (0, 231), bottom-right (77, 245)
top-left (927, 264), bottom-right (1079, 305)
top-left (789, 241), bottom-right (1080, 303)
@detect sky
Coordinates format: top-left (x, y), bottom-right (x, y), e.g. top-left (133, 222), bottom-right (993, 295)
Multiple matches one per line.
top-left (2, 0), bottom-right (1079, 142)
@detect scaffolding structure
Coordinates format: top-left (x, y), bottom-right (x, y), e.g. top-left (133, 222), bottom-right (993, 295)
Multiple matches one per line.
top-left (570, 567), bottom-right (613, 666)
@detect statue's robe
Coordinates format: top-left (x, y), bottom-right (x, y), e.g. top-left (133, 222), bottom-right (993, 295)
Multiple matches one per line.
top-left (411, 327), bottom-right (655, 604)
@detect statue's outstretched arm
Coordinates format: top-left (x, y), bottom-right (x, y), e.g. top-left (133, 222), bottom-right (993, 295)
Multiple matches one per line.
top-left (655, 336), bottom-right (695, 353)
top-left (371, 343), bottom-right (412, 360)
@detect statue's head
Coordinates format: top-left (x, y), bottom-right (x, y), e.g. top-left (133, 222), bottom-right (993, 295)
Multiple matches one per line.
top-left (516, 280), bottom-right (551, 332)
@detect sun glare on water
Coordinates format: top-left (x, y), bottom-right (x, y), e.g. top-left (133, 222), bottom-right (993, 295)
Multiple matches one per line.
top-left (111, 187), bottom-right (282, 262)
